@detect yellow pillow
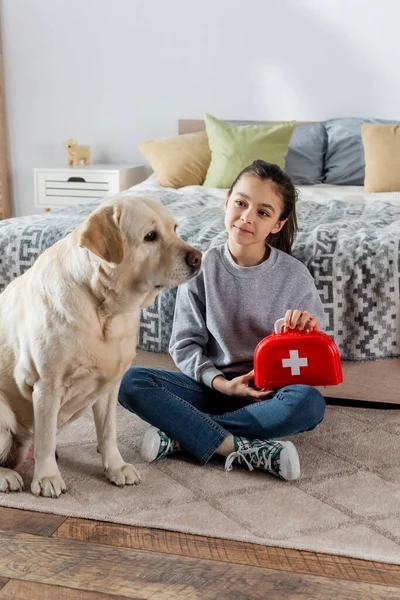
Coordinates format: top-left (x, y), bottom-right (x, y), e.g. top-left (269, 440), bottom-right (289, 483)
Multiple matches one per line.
top-left (138, 131), bottom-right (211, 188)
top-left (361, 123), bottom-right (400, 192)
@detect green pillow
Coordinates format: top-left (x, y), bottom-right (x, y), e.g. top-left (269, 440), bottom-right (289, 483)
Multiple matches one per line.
top-left (203, 114), bottom-right (296, 188)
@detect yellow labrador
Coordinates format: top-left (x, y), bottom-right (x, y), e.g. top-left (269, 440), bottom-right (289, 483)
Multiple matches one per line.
top-left (0, 195), bottom-right (201, 497)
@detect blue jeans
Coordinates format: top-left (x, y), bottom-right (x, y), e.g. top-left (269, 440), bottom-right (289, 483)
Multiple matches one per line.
top-left (118, 367), bottom-right (326, 464)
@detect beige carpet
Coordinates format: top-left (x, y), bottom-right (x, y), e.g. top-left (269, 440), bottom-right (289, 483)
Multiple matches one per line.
top-left (1, 352), bottom-right (400, 565)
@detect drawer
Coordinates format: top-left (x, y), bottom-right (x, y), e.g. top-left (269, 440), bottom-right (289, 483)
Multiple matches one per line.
top-left (35, 170), bottom-right (119, 208)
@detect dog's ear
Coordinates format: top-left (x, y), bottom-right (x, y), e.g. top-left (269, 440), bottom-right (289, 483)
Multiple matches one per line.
top-left (79, 204), bottom-right (124, 265)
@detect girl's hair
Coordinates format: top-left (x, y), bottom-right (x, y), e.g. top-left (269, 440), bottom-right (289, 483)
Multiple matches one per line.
top-left (227, 160), bottom-right (298, 255)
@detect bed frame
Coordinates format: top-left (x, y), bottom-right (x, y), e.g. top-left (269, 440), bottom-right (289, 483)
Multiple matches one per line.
top-left (173, 119), bottom-right (400, 405)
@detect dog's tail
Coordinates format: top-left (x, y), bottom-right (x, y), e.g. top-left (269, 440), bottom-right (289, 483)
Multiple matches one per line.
top-left (0, 400), bottom-right (19, 469)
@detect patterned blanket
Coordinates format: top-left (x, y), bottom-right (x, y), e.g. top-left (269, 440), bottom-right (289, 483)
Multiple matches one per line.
top-left (0, 187), bottom-right (399, 361)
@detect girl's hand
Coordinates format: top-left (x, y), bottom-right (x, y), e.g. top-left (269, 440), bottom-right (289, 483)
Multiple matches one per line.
top-left (213, 370), bottom-right (274, 400)
top-left (283, 309), bottom-right (320, 333)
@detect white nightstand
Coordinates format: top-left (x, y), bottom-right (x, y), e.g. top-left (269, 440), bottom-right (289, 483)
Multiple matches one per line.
top-left (34, 164), bottom-right (147, 211)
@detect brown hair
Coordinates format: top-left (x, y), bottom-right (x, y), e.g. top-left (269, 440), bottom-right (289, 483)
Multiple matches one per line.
top-left (228, 160), bottom-right (298, 255)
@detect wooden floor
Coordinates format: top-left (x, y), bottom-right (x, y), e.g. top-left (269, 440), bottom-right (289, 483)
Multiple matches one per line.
top-left (0, 507), bottom-right (399, 599)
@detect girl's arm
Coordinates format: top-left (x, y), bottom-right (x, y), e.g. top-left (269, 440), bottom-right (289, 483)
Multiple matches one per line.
top-left (169, 276), bottom-right (224, 388)
top-left (290, 284), bottom-right (327, 331)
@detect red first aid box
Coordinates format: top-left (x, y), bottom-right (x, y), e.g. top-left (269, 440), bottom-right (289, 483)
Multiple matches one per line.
top-left (254, 318), bottom-right (343, 389)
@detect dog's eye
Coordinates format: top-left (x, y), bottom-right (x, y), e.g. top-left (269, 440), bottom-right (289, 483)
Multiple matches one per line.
top-left (144, 231), bottom-right (158, 242)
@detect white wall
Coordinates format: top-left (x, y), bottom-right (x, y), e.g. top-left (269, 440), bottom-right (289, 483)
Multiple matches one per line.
top-left (2, 0), bottom-right (399, 216)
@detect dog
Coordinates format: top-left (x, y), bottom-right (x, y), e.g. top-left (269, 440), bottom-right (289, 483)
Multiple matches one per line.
top-left (0, 195), bottom-right (201, 497)
top-left (62, 139), bottom-right (91, 166)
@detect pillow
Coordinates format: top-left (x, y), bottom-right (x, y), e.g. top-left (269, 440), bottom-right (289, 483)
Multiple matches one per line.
top-left (138, 131), bottom-right (211, 188)
top-left (231, 121), bottom-right (327, 185)
top-left (323, 117), bottom-right (400, 185)
top-left (361, 124), bottom-right (400, 192)
top-left (285, 123), bottom-right (327, 184)
top-left (203, 114), bottom-right (296, 188)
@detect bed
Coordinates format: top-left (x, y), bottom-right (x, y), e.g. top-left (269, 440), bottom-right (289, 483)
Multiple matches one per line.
top-left (1, 120), bottom-right (399, 405)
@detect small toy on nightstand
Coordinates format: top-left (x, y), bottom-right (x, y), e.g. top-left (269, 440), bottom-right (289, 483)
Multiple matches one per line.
top-left (62, 139), bottom-right (91, 166)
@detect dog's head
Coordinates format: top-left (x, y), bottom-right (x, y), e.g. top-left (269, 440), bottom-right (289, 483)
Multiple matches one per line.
top-left (77, 195), bottom-right (201, 295)
top-left (62, 139), bottom-right (78, 151)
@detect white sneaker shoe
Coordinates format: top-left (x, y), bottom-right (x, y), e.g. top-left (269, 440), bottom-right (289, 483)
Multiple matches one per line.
top-left (140, 425), bottom-right (181, 463)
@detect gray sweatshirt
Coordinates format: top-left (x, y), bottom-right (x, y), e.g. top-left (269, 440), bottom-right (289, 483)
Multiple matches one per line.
top-left (169, 242), bottom-right (326, 388)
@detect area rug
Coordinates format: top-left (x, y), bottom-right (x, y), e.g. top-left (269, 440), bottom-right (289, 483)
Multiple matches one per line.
top-left (1, 351), bottom-right (400, 565)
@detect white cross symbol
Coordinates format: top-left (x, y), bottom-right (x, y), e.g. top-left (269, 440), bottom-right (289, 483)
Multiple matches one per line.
top-left (282, 350), bottom-right (308, 376)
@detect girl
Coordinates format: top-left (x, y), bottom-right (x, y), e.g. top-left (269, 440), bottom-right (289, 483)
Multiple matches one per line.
top-left (118, 160), bottom-right (326, 481)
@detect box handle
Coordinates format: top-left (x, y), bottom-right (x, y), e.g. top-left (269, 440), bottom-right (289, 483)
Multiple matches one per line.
top-left (274, 317), bottom-right (313, 335)
top-left (67, 176), bottom-right (86, 183)
top-left (274, 318), bottom-right (286, 334)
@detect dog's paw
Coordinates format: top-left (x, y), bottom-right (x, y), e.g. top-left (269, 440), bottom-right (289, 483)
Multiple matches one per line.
top-left (0, 467), bottom-right (24, 493)
top-left (105, 463), bottom-right (141, 487)
top-left (31, 472), bottom-right (67, 498)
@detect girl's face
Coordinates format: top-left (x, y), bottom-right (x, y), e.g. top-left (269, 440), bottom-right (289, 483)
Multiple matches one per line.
top-left (224, 174), bottom-right (287, 247)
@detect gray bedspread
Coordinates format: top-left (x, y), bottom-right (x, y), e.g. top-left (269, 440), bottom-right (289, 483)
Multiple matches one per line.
top-left (0, 188), bottom-right (398, 361)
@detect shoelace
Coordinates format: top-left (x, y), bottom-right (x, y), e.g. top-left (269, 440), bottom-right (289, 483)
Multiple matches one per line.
top-left (162, 437), bottom-right (180, 454)
top-left (224, 446), bottom-right (274, 473)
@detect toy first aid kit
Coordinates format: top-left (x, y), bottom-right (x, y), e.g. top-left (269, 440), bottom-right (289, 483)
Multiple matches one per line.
top-left (254, 318), bottom-right (343, 389)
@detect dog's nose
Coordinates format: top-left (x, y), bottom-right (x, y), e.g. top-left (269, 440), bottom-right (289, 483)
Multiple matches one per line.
top-left (185, 250), bottom-right (202, 269)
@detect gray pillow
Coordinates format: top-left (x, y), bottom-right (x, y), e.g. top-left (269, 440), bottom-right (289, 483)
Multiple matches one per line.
top-left (324, 117), bottom-right (400, 185)
top-left (230, 121), bottom-right (326, 185)
top-left (285, 123), bottom-right (327, 184)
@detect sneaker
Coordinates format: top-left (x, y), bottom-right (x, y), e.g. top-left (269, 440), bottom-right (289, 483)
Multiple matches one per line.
top-left (224, 437), bottom-right (300, 481)
top-left (140, 425), bottom-right (181, 463)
